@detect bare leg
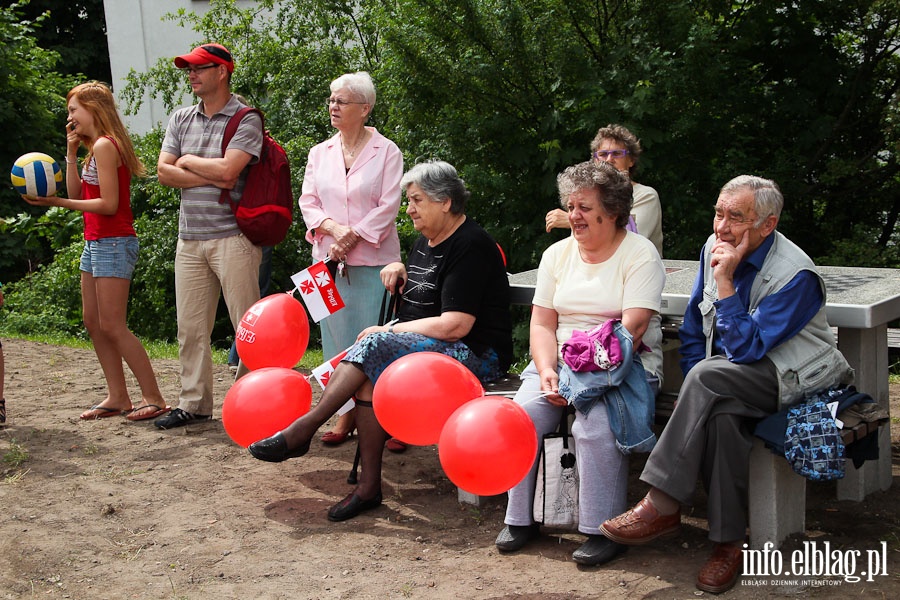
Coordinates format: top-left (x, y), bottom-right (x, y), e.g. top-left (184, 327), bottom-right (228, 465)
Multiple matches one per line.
top-left (93, 276), bottom-right (165, 410)
top-left (279, 362), bottom-right (368, 449)
top-left (80, 272), bottom-right (132, 415)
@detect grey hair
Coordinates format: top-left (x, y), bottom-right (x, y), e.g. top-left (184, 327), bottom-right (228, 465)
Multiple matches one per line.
top-left (557, 161), bottom-right (633, 228)
top-left (400, 160), bottom-right (470, 214)
top-left (330, 71), bottom-right (376, 107)
top-left (720, 175), bottom-right (783, 226)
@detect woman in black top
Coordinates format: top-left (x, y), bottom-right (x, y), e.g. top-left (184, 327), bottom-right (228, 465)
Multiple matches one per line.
top-left (249, 160), bottom-right (512, 521)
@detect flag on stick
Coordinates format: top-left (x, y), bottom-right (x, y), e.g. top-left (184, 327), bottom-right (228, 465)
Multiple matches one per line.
top-left (291, 260), bottom-right (345, 322)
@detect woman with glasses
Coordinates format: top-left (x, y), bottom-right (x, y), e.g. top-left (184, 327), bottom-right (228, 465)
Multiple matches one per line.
top-left (496, 161), bottom-right (665, 566)
top-left (546, 124), bottom-right (663, 257)
top-left (298, 72), bottom-right (403, 447)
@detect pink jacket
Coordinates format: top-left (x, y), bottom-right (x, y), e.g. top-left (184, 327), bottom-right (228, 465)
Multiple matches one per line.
top-left (299, 127), bottom-right (403, 266)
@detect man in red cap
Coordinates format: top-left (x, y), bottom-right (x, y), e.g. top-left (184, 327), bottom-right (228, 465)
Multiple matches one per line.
top-left (155, 43), bottom-right (263, 429)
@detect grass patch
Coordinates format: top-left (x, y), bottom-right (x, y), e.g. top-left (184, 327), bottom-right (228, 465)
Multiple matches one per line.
top-left (3, 468), bottom-right (29, 485)
top-left (2, 439), bottom-right (29, 468)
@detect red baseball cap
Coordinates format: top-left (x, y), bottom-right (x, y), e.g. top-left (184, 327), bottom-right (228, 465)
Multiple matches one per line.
top-left (174, 43), bottom-right (234, 73)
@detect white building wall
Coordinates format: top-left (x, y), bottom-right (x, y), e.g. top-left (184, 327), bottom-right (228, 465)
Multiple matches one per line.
top-left (103, 0), bottom-right (259, 134)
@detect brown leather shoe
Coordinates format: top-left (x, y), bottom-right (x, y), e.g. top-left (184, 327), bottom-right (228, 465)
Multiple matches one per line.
top-left (598, 497), bottom-right (680, 545)
top-left (696, 543), bottom-right (743, 594)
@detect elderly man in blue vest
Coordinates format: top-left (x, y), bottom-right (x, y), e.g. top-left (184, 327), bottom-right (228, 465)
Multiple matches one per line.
top-left (599, 175), bottom-right (852, 594)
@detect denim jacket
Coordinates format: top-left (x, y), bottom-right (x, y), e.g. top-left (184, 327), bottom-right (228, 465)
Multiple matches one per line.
top-left (558, 321), bottom-right (656, 454)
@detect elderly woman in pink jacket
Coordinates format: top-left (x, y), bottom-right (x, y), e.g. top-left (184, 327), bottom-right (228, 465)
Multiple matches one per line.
top-left (298, 71), bottom-right (403, 446)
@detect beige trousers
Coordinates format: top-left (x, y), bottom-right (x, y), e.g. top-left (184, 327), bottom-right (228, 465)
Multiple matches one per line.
top-left (175, 235), bottom-right (261, 415)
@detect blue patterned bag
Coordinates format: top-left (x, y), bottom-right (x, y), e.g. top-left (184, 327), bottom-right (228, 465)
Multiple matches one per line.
top-left (783, 399), bottom-right (845, 481)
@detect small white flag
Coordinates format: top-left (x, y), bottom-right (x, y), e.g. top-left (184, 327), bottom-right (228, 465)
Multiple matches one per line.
top-left (311, 349), bottom-right (355, 416)
top-left (291, 261), bottom-right (345, 322)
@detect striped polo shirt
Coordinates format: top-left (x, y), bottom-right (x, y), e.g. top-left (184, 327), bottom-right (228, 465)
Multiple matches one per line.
top-left (161, 95), bottom-right (263, 240)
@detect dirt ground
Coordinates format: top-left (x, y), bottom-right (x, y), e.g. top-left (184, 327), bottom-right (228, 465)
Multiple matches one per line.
top-left (0, 339), bottom-right (898, 599)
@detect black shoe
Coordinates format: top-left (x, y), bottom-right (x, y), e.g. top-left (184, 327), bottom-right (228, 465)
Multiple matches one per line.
top-left (154, 408), bottom-right (211, 430)
top-left (572, 534), bottom-right (626, 566)
top-left (327, 491), bottom-right (383, 522)
top-left (247, 432), bottom-right (311, 463)
top-left (495, 524), bottom-right (540, 552)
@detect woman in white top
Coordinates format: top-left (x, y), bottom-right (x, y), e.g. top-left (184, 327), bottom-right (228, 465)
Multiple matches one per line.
top-left (546, 124), bottom-right (663, 256)
top-left (497, 161), bottom-right (665, 567)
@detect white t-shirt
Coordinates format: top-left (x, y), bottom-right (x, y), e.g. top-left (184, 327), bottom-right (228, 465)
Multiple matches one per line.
top-left (533, 231), bottom-right (665, 378)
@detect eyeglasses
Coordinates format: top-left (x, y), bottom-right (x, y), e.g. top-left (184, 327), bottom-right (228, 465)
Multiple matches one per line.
top-left (713, 208), bottom-right (757, 226)
top-left (326, 98), bottom-right (367, 108)
top-left (180, 64), bottom-right (219, 74)
top-left (592, 149), bottom-right (630, 160)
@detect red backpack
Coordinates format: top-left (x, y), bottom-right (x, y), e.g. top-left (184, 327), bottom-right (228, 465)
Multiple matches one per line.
top-left (219, 107), bottom-right (293, 246)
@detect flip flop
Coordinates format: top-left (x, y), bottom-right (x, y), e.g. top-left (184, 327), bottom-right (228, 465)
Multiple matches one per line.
top-left (126, 404), bottom-right (171, 422)
top-left (80, 405), bottom-right (128, 420)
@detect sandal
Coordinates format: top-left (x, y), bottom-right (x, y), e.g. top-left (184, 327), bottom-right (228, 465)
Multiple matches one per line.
top-left (80, 405), bottom-right (128, 420)
top-left (0, 398), bottom-right (6, 425)
top-left (126, 403), bottom-right (171, 422)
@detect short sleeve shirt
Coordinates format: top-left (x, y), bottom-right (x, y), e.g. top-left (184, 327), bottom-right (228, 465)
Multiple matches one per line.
top-left (400, 218), bottom-right (513, 370)
top-left (161, 95), bottom-right (263, 240)
top-left (534, 232), bottom-right (665, 359)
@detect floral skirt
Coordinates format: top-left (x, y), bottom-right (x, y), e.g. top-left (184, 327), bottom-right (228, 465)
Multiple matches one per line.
top-left (344, 332), bottom-right (502, 385)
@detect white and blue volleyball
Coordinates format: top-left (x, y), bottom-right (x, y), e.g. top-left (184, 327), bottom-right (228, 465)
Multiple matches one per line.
top-left (10, 152), bottom-right (63, 197)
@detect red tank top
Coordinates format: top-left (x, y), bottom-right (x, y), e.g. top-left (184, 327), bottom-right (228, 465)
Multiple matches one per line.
top-left (82, 136), bottom-right (136, 240)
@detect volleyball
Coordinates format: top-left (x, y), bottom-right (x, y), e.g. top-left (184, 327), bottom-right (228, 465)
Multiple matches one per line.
top-left (10, 152), bottom-right (63, 197)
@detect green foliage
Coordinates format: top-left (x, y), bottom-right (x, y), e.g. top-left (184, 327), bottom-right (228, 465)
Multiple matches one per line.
top-left (11, 0), bottom-right (111, 82)
top-left (122, 128), bottom-right (179, 342)
top-left (0, 1), bottom-right (76, 279)
top-left (1, 239), bottom-right (84, 337)
top-left (374, 0), bottom-right (900, 266)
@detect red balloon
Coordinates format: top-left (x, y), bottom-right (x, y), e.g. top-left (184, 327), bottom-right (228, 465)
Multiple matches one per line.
top-left (222, 367), bottom-right (312, 447)
top-left (438, 396), bottom-right (537, 496)
top-left (372, 352), bottom-right (484, 446)
top-left (236, 293), bottom-right (310, 370)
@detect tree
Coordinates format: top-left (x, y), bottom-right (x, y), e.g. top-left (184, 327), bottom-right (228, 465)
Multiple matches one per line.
top-left (0, 1), bottom-right (74, 279)
top-left (114, 0), bottom-right (379, 345)
top-left (6, 0), bottom-right (899, 349)
top-left (2, 0), bottom-right (112, 83)
top-left (375, 0), bottom-right (900, 265)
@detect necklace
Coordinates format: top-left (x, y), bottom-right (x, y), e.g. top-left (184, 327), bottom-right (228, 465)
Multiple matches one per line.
top-left (342, 130), bottom-right (367, 158)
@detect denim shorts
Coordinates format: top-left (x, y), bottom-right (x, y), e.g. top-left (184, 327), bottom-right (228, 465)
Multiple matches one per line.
top-left (79, 236), bottom-right (140, 280)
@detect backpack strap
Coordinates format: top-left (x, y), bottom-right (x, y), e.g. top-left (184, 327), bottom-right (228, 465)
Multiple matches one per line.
top-left (218, 106), bottom-right (264, 205)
